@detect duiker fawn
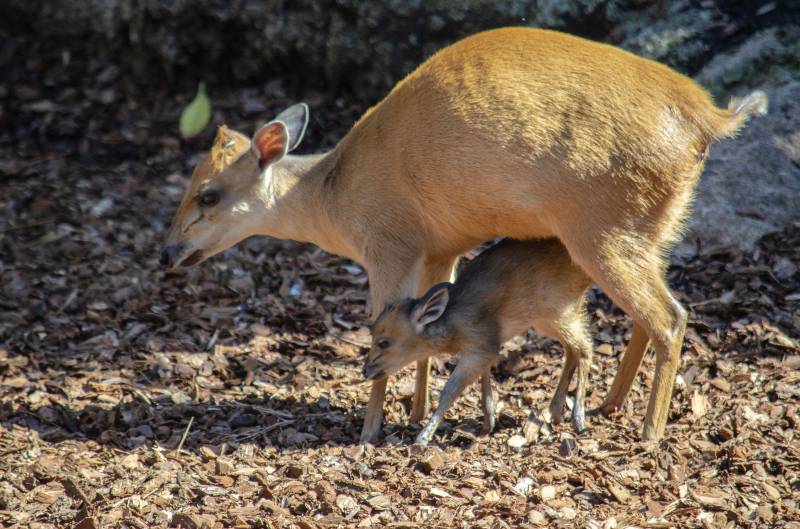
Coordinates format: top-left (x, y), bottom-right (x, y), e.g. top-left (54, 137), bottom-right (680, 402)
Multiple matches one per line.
top-left (161, 27), bottom-right (767, 443)
top-left (364, 238), bottom-right (593, 445)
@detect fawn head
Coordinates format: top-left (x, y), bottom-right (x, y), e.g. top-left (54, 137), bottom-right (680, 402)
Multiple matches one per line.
top-left (363, 283), bottom-right (452, 380)
top-left (160, 104), bottom-right (309, 269)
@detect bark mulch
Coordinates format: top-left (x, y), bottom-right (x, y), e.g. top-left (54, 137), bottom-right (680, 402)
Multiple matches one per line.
top-left (1, 32), bottom-right (799, 529)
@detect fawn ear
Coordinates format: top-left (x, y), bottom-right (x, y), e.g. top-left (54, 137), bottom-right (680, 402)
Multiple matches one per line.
top-left (251, 121), bottom-right (289, 168)
top-left (410, 283), bottom-right (451, 333)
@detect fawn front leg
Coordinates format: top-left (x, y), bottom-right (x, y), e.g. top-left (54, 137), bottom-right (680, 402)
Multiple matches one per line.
top-left (416, 353), bottom-right (491, 446)
top-left (480, 369), bottom-right (495, 435)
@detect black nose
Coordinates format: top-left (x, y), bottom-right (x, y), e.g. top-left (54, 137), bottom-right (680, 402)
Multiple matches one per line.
top-left (160, 245), bottom-right (180, 267)
top-left (362, 362), bottom-right (384, 380)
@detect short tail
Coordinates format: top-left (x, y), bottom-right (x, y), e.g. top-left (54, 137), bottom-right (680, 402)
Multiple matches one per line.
top-left (712, 90), bottom-right (768, 139)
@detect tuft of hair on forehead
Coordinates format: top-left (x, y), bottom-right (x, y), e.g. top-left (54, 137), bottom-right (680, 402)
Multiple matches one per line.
top-left (375, 299), bottom-right (414, 323)
top-left (210, 125), bottom-right (251, 173)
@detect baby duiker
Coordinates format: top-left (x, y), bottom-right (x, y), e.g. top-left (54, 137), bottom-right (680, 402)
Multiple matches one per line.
top-left (364, 238), bottom-right (594, 445)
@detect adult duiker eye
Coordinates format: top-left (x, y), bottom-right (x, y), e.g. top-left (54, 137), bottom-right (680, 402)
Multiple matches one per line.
top-left (378, 339), bottom-right (391, 349)
top-left (199, 190), bottom-right (220, 207)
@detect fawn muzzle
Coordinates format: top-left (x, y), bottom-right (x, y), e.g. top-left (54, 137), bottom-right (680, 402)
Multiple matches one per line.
top-left (362, 359), bottom-right (385, 381)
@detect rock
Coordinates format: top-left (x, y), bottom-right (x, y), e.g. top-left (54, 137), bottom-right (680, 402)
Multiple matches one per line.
top-left (695, 27), bottom-right (800, 97)
top-left (514, 476), bottom-right (535, 496)
top-left (539, 485), bottom-right (557, 502)
top-left (416, 446), bottom-right (446, 473)
top-left (507, 435), bottom-right (528, 449)
top-left (678, 81), bottom-right (800, 257)
top-left (335, 494), bottom-right (358, 515)
top-left (774, 257), bottom-right (798, 281)
top-left (4, 0), bottom-right (779, 104)
top-left (619, 3), bottom-right (717, 72)
top-left (528, 509), bottom-right (548, 526)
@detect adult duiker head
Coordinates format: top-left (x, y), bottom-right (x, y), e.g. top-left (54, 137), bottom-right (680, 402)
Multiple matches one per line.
top-left (160, 104), bottom-right (309, 269)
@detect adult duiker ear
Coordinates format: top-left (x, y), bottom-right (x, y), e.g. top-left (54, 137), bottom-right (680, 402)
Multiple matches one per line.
top-left (251, 103), bottom-right (309, 168)
top-left (274, 103), bottom-right (309, 152)
top-left (410, 283), bottom-right (451, 333)
top-left (252, 122), bottom-right (289, 168)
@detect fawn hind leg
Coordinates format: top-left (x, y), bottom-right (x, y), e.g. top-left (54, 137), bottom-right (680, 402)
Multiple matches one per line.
top-left (545, 313), bottom-right (593, 432)
top-left (548, 349), bottom-right (576, 425)
top-left (480, 368), bottom-right (495, 435)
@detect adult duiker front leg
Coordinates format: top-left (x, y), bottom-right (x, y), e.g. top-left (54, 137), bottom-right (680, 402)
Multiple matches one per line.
top-left (359, 250), bottom-right (455, 443)
top-left (408, 259), bottom-right (458, 424)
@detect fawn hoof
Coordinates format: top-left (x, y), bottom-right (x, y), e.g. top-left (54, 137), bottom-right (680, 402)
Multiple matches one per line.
top-left (359, 421), bottom-right (382, 445)
top-left (591, 400), bottom-right (621, 417)
top-left (480, 416), bottom-right (496, 436)
top-left (413, 433), bottom-right (431, 446)
top-left (572, 412), bottom-right (586, 434)
top-left (572, 399), bottom-right (586, 433)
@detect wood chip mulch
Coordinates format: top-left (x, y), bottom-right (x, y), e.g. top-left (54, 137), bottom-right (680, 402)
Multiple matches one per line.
top-left (1, 34), bottom-right (799, 529)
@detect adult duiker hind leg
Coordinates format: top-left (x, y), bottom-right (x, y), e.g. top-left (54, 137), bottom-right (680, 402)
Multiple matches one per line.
top-left (559, 175), bottom-right (697, 441)
top-left (594, 322), bottom-right (650, 416)
top-left (566, 236), bottom-right (687, 441)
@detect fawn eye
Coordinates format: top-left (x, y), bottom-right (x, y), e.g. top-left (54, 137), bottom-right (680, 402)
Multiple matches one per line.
top-left (377, 339), bottom-right (391, 349)
top-left (199, 190), bottom-right (220, 207)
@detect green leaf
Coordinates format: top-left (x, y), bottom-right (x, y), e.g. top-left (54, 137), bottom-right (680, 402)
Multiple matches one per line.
top-left (179, 82), bottom-right (212, 138)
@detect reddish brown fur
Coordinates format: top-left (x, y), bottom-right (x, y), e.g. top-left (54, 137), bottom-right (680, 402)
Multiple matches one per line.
top-left (162, 28), bottom-right (767, 443)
